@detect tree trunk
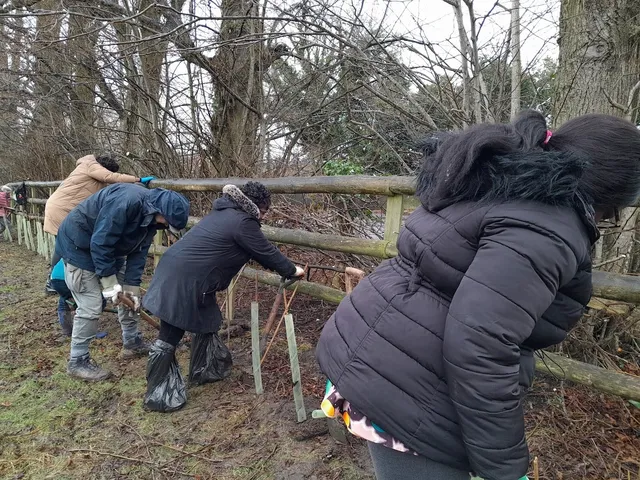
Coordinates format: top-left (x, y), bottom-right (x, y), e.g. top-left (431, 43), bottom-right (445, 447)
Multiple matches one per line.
top-left (0, 22), bottom-right (17, 139)
top-left (136, 0), bottom-right (171, 164)
top-left (554, 0), bottom-right (640, 125)
top-left (114, 21), bottom-right (142, 159)
top-left (510, 0), bottom-right (521, 120)
top-left (27, 0), bottom-right (65, 147)
top-left (209, 0), bottom-right (264, 177)
top-left (68, 13), bottom-right (98, 153)
top-left (451, 1), bottom-right (472, 126)
top-left (555, 0), bottom-right (640, 273)
top-left (464, 0), bottom-right (494, 123)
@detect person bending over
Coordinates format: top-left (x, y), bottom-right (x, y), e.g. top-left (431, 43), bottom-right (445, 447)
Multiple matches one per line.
top-left (56, 183), bottom-right (188, 382)
top-left (142, 181), bottom-right (304, 412)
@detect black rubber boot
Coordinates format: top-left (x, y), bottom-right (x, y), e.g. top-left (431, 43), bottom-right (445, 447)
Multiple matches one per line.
top-left (143, 340), bottom-right (187, 413)
top-left (188, 333), bottom-right (233, 386)
top-left (59, 309), bottom-right (73, 337)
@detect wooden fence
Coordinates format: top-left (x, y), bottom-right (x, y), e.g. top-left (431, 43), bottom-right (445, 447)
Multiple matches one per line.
top-left (6, 176), bottom-right (640, 401)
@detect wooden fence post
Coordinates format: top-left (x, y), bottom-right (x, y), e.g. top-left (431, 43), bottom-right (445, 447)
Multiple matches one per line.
top-left (384, 195), bottom-right (404, 245)
top-left (251, 302), bottom-right (263, 395)
top-left (29, 187), bottom-right (35, 215)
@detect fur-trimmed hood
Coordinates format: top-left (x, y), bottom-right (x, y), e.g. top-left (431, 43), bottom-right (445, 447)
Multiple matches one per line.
top-left (214, 184), bottom-right (261, 219)
top-left (416, 151), bottom-right (599, 242)
top-left (417, 151), bottom-right (589, 209)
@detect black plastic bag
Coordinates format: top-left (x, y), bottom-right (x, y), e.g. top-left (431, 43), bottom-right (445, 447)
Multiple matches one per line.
top-left (144, 340), bottom-right (187, 412)
top-left (189, 332), bottom-right (233, 385)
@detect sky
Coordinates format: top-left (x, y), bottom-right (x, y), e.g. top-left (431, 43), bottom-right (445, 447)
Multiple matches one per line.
top-left (360, 0), bottom-right (560, 72)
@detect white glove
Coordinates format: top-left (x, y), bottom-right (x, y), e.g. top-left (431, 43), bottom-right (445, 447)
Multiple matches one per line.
top-left (123, 285), bottom-right (141, 312)
top-left (293, 266), bottom-right (305, 278)
top-left (100, 275), bottom-right (122, 304)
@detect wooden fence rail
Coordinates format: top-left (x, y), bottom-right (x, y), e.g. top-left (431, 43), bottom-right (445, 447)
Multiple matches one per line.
top-left (7, 175), bottom-right (640, 402)
top-left (8, 175), bottom-right (416, 195)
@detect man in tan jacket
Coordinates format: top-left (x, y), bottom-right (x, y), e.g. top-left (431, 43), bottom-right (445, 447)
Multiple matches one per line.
top-left (44, 153), bottom-right (154, 294)
top-left (44, 153), bottom-right (148, 236)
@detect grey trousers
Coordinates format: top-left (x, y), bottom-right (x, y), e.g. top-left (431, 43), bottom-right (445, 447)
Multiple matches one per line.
top-left (65, 263), bottom-right (140, 358)
top-left (368, 442), bottom-right (471, 480)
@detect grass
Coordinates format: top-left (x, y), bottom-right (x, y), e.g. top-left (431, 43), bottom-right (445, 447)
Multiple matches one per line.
top-left (0, 246), bottom-right (373, 480)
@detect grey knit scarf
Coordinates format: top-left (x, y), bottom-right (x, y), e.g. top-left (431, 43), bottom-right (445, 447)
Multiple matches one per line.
top-left (222, 184), bottom-right (260, 219)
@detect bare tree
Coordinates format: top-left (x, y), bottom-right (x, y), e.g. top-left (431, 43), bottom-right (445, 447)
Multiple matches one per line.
top-left (510, 0), bottom-right (521, 120)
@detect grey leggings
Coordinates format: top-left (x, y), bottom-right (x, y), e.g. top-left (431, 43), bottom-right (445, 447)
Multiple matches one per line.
top-left (368, 442), bottom-right (470, 480)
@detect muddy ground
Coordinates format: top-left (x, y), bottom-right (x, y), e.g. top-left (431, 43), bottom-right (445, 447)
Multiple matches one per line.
top-left (1, 243), bottom-right (639, 480)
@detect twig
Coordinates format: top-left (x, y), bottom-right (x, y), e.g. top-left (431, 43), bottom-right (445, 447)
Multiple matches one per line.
top-left (69, 448), bottom-right (156, 464)
top-left (593, 255), bottom-right (627, 269)
top-left (118, 420), bottom-right (155, 479)
top-left (68, 448), bottom-right (195, 476)
top-left (152, 442), bottom-right (223, 464)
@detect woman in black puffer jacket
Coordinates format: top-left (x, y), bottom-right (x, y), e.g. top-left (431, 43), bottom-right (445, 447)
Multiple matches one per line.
top-left (316, 110), bottom-right (640, 480)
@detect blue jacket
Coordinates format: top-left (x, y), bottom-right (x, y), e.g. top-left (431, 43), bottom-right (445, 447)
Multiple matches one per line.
top-left (51, 259), bottom-right (65, 280)
top-left (55, 184), bottom-right (189, 286)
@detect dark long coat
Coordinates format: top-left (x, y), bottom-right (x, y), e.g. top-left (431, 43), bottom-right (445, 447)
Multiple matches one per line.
top-left (143, 196), bottom-right (296, 333)
top-left (316, 152), bottom-right (598, 480)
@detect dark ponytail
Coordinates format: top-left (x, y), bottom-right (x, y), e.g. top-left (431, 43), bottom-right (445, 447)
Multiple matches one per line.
top-left (551, 114), bottom-right (640, 210)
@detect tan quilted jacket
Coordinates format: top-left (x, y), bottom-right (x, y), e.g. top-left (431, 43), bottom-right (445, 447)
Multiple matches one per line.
top-left (44, 155), bottom-right (138, 235)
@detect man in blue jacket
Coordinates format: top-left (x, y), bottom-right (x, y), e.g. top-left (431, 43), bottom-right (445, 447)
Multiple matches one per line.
top-left (56, 183), bottom-right (189, 381)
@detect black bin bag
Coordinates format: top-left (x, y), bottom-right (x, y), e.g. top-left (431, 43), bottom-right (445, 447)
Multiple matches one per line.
top-left (189, 332), bottom-right (233, 385)
top-left (144, 340), bottom-right (187, 412)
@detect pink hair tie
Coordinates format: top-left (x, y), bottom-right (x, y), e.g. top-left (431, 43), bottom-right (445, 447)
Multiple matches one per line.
top-left (543, 129), bottom-right (553, 145)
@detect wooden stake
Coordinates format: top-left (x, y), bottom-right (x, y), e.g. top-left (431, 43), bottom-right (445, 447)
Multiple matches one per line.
top-left (285, 313), bottom-right (306, 423)
top-left (226, 278), bottom-right (236, 342)
top-left (533, 456), bottom-right (539, 480)
top-left (251, 302), bottom-right (263, 395)
top-left (16, 213), bottom-right (22, 245)
top-left (153, 230), bottom-right (162, 268)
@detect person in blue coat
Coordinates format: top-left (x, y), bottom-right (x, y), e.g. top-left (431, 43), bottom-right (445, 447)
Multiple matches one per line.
top-left (56, 183), bottom-right (189, 382)
top-left (142, 182), bottom-right (304, 412)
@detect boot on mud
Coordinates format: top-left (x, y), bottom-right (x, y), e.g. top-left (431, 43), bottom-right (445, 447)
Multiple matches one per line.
top-left (58, 309), bottom-right (73, 337)
top-left (143, 340), bottom-right (187, 413)
top-left (57, 298), bottom-right (73, 337)
top-left (120, 334), bottom-right (151, 359)
top-left (67, 354), bottom-right (112, 382)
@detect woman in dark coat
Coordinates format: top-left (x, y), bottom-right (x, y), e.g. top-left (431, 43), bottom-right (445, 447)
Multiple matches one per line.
top-left (316, 111), bottom-right (640, 480)
top-left (142, 182), bottom-right (304, 412)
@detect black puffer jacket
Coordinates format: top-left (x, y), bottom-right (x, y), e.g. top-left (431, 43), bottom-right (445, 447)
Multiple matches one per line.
top-left (143, 190), bottom-right (296, 334)
top-left (316, 153), bottom-right (598, 480)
